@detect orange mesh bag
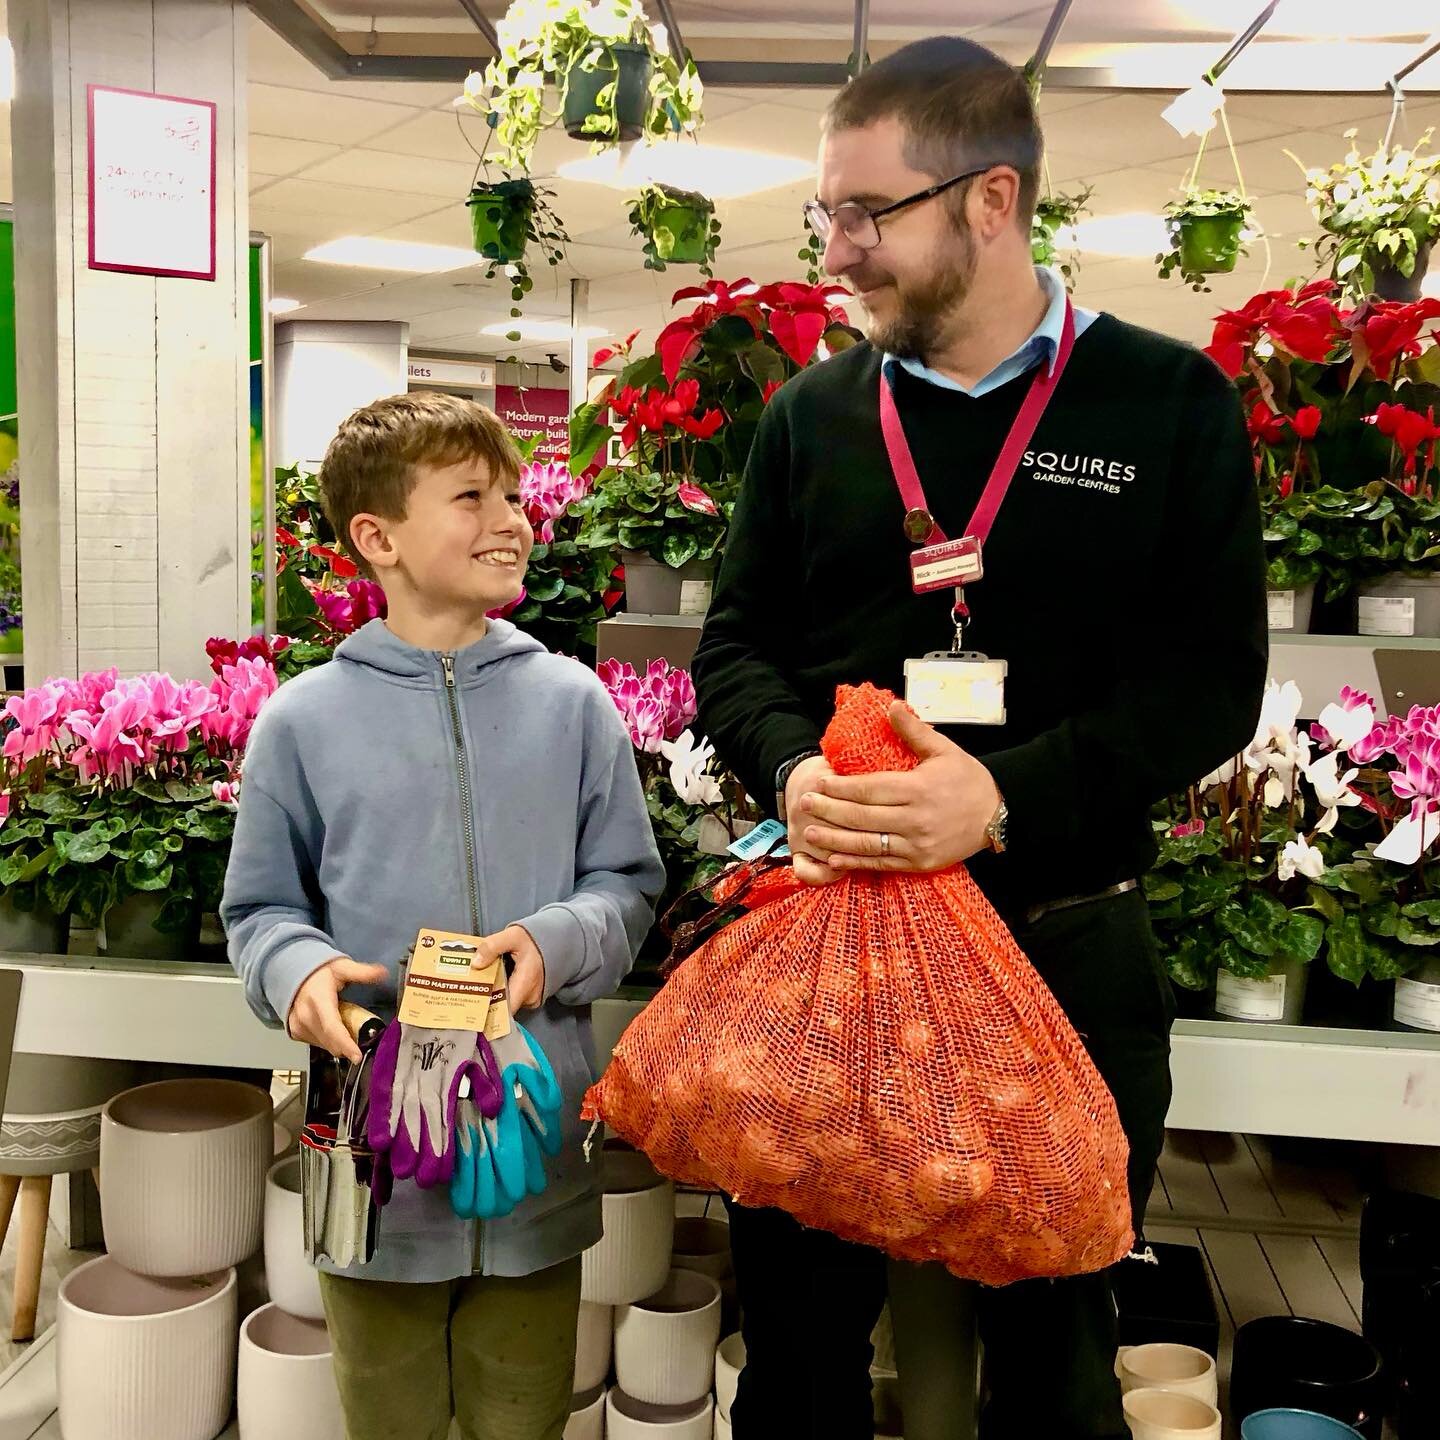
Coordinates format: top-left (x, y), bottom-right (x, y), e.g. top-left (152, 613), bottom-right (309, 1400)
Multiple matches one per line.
top-left (583, 683), bottom-right (1133, 1285)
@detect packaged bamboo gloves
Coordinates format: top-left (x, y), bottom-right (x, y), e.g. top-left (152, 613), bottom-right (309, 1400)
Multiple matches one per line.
top-left (584, 683), bottom-right (1134, 1287)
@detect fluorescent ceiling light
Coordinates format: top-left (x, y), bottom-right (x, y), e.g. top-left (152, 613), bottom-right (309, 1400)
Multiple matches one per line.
top-left (479, 320), bottom-right (607, 341)
top-left (1068, 213), bottom-right (1170, 258)
top-left (303, 237), bottom-right (479, 273)
top-left (268, 296), bottom-right (303, 315)
top-left (1162, 80), bottom-right (1225, 138)
top-left (559, 142), bottom-right (813, 199)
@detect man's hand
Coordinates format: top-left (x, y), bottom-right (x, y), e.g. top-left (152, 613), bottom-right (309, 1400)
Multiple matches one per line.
top-left (485, 924), bottom-right (547, 1012)
top-left (799, 702), bottom-right (1001, 874)
top-left (784, 753), bottom-right (844, 887)
top-left (288, 957), bottom-right (389, 1062)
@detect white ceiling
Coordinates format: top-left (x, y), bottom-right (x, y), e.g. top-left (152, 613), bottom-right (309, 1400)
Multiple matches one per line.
top-left (4, 5), bottom-right (1440, 365)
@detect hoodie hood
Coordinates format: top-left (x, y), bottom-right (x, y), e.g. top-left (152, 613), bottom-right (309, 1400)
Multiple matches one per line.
top-left (333, 617), bottom-right (547, 684)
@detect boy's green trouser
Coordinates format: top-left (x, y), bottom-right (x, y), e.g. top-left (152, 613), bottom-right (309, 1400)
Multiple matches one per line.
top-left (318, 1257), bottom-right (581, 1440)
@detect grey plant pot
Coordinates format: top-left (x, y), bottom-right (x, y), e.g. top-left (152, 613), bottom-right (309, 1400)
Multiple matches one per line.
top-left (1267, 582), bottom-right (1315, 634)
top-left (1393, 954), bottom-right (1440, 1034)
top-left (0, 892), bottom-right (68, 956)
top-left (1355, 574), bottom-right (1440, 639)
top-left (1213, 951), bottom-right (1309, 1025)
top-left (622, 549), bottom-right (716, 618)
top-left (101, 893), bottom-right (199, 963)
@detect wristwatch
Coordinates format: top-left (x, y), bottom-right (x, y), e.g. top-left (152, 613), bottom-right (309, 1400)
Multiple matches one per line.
top-left (984, 795), bottom-right (1010, 854)
top-left (775, 748), bottom-right (823, 822)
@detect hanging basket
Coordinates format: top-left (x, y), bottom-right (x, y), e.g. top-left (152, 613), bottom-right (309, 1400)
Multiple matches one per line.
top-left (649, 190), bottom-right (715, 266)
top-left (466, 180), bottom-right (536, 265)
top-left (1177, 210), bottom-right (1246, 276)
top-left (563, 42), bottom-right (652, 144)
top-left (1031, 215), bottom-right (1062, 267)
top-left (1372, 239), bottom-right (1433, 302)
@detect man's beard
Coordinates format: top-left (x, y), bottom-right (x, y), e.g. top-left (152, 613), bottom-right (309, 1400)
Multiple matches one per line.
top-left (858, 224), bottom-right (977, 361)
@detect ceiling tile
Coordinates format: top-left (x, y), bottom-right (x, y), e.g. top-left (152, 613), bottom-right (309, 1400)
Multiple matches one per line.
top-left (249, 134), bottom-right (342, 177)
top-left (688, 103), bottom-right (826, 162)
top-left (248, 84), bottom-right (424, 146)
top-left (251, 177), bottom-right (445, 228)
top-left (300, 148), bottom-right (482, 199)
top-left (361, 107), bottom-right (495, 164)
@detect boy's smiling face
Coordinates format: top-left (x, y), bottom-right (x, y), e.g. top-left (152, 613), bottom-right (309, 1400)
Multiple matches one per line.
top-left (354, 454), bottom-right (533, 621)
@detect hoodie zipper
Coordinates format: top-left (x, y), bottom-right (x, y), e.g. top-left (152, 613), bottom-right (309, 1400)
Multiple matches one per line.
top-left (442, 652), bottom-right (486, 1274)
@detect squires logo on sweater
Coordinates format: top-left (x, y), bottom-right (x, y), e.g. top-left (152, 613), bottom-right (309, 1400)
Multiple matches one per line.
top-left (1024, 449), bottom-right (1137, 496)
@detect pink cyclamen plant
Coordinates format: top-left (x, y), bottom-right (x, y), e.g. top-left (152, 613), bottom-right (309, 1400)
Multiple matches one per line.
top-left (597, 658), bottom-right (698, 753)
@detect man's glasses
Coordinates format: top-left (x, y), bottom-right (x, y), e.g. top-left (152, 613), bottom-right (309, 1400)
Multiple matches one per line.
top-left (802, 163), bottom-right (998, 251)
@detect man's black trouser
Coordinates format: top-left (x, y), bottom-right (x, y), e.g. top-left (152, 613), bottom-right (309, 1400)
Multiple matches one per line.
top-left (724, 886), bottom-right (1176, 1440)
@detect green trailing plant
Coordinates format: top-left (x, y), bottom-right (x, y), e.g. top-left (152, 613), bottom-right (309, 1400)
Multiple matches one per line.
top-left (1295, 128), bottom-right (1440, 303)
top-left (1158, 188), bottom-right (1253, 290)
top-left (1031, 185), bottom-right (1091, 288)
top-left (459, 0), bottom-right (704, 176)
top-left (466, 177), bottom-right (570, 345)
top-left (628, 184), bottom-right (720, 276)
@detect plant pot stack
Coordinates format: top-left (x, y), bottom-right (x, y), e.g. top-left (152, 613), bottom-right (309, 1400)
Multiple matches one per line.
top-left (56, 1078), bottom-right (343, 1440)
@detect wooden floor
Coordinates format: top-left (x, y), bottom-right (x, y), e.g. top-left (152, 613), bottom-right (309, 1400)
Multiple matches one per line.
top-left (0, 1129), bottom-right (1403, 1440)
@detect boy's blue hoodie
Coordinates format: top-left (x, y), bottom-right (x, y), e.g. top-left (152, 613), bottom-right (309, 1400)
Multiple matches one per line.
top-left (222, 618), bottom-right (665, 1283)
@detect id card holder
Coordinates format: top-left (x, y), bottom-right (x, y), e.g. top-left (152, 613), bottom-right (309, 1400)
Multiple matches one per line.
top-left (904, 651), bottom-right (1007, 726)
top-left (910, 536), bottom-right (983, 595)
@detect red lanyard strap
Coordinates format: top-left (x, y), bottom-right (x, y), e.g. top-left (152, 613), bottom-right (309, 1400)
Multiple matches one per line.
top-left (879, 295), bottom-right (1077, 551)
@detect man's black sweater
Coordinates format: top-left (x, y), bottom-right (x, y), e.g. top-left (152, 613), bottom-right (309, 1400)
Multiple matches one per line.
top-left (692, 312), bottom-right (1269, 919)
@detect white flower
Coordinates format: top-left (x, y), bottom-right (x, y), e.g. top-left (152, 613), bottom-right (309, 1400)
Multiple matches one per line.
top-left (1315, 699), bottom-right (1377, 753)
top-left (463, 69), bottom-right (486, 98)
top-left (1375, 803), bottom-right (1440, 866)
top-left (1306, 750), bottom-right (1361, 810)
top-left (1199, 755), bottom-right (1239, 789)
top-left (1258, 680), bottom-right (1304, 742)
top-left (659, 729), bottom-right (723, 807)
top-left (1278, 834), bottom-right (1326, 882)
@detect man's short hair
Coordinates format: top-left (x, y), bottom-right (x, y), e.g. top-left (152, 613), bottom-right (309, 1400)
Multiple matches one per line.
top-left (319, 391), bottom-right (522, 577)
top-left (824, 36), bottom-right (1043, 228)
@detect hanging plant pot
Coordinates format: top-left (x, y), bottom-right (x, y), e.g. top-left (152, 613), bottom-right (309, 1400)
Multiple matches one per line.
top-left (466, 179), bottom-right (536, 265)
top-left (1178, 210), bottom-right (1246, 275)
top-left (649, 190), bottom-right (715, 266)
top-left (563, 42), bottom-right (652, 144)
top-left (1372, 239), bottom-right (1433, 302)
top-left (1030, 214), bottom-right (1062, 267)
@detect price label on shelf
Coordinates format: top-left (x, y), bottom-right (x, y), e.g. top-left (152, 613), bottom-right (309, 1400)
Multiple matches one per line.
top-left (1214, 970), bottom-right (1287, 1022)
top-left (1393, 977), bottom-right (1440, 1033)
top-left (1357, 595), bottom-right (1416, 637)
top-left (1267, 590), bottom-right (1295, 631)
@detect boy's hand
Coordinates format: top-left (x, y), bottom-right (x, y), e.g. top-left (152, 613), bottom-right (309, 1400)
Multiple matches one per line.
top-left (288, 956), bottom-right (389, 1062)
top-left (484, 924), bottom-right (546, 1012)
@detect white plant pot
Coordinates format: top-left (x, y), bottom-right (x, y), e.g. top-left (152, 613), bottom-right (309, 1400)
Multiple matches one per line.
top-left (714, 1333), bottom-right (745, 1423)
top-left (1121, 1386), bottom-right (1221, 1440)
top-left (615, 1269), bottom-right (722, 1407)
top-left (714, 1413), bottom-right (732, 1440)
top-left (238, 1304), bottom-right (345, 1440)
top-left (671, 1216), bottom-right (732, 1286)
top-left (565, 1384), bottom-right (607, 1440)
top-left (265, 1155), bottom-right (324, 1321)
top-left (102, 1079), bottom-right (272, 1277)
top-left (606, 1387), bottom-right (714, 1440)
top-left (58, 1256), bottom-right (236, 1440)
top-left (574, 1300), bottom-right (614, 1394)
top-left (582, 1147), bottom-right (675, 1306)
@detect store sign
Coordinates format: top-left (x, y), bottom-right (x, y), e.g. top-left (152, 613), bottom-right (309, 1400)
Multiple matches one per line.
top-left (88, 85), bottom-right (216, 280)
top-left (494, 384), bottom-right (570, 462)
top-left (408, 358), bottom-right (497, 388)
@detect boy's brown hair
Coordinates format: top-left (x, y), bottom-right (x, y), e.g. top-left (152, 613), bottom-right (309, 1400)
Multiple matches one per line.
top-left (319, 391), bottom-right (523, 577)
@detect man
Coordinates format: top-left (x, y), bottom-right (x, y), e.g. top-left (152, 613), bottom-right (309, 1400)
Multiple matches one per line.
top-left (691, 36), bottom-right (1267, 1440)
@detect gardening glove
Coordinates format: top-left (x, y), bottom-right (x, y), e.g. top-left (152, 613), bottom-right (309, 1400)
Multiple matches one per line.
top-left (487, 1025), bottom-right (564, 1207)
top-left (450, 1082), bottom-right (517, 1222)
top-left (367, 1023), bottom-right (501, 1189)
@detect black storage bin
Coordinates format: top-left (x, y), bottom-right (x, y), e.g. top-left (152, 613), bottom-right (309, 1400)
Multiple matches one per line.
top-left (1112, 1240), bottom-right (1221, 1358)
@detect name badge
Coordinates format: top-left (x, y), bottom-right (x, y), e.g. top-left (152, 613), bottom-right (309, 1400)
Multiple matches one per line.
top-left (910, 535), bottom-right (983, 595)
top-left (904, 653), bottom-right (1007, 726)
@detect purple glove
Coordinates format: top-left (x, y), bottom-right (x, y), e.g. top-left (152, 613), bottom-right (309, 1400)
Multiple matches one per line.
top-left (367, 1023), bottom-right (503, 1189)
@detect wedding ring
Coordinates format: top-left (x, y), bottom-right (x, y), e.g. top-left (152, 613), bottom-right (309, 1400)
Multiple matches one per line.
top-left (880, 832), bottom-right (891, 856)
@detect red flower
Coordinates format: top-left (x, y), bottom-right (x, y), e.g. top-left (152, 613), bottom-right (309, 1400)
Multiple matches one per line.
top-left (1354, 298), bottom-right (1440, 379)
top-left (1204, 280), bottom-right (1342, 377)
top-left (677, 482), bottom-right (719, 515)
top-left (679, 408), bottom-right (725, 440)
top-left (1372, 402), bottom-right (1440, 476)
top-left (1247, 401), bottom-right (1289, 446)
top-left (276, 526), bottom-right (301, 549)
top-left (1291, 406), bottom-right (1322, 441)
top-left (592, 329), bottom-right (641, 368)
top-left (307, 543), bottom-right (358, 579)
top-left (1278, 471), bottom-right (1295, 500)
top-left (761, 380), bottom-right (783, 406)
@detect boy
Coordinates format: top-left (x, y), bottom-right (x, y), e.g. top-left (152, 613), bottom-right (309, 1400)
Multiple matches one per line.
top-left (223, 392), bottom-right (665, 1440)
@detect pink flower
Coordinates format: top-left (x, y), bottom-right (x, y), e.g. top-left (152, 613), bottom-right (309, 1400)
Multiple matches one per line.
top-left (2, 683), bottom-right (67, 765)
top-left (520, 460), bottom-right (591, 544)
top-left (1169, 818), bottom-right (1205, 838)
top-left (67, 704), bottom-right (146, 784)
top-left (627, 697), bottom-right (666, 754)
top-left (598, 658), bottom-right (699, 749)
top-left (212, 780), bottom-right (239, 807)
top-left (312, 578), bottom-right (388, 634)
top-left (203, 656), bottom-right (279, 756)
top-left (0, 791), bottom-right (10, 830)
top-left (676, 483), bottom-right (718, 516)
top-left (487, 586), bottom-right (527, 620)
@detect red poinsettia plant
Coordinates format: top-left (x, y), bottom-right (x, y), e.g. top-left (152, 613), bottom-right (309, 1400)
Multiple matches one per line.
top-left (1205, 280), bottom-right (1440, 598)
top-left (569, 279), bottom-right (861, 575)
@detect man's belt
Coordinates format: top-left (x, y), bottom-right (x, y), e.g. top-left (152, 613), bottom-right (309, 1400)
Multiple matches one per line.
top-left (1024, 878), bottom-right (1139, 927)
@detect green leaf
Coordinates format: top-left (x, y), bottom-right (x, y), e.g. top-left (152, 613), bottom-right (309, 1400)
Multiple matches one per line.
top-left (1142, 875), bottom-right (1183, 904)
top-left (1400, 899), bottom-right (1440, 926)
top-left (1183, 867), bottom-right (1244, 917)
top-left (25, 791), bottom-right (80, 818)
top-left (1218, 937), bottom-right (1272, 980)
top-left (660, 531), bottom-right (700, 568)
top-left (568, 399), bottom-right (612, 478)
top-left (1275, 910), bottom-right (1324, 963)
top-left (1216, 890), bottom-right (1289, 957)
top-left (1326, 912), bottom-right (1370, 985)
top-left (1306, 883), bottom-right (1344, 924)
top-left (123, 856), bottom-right (173, 892)
top-left (52, 829), bottom-right (112, 866)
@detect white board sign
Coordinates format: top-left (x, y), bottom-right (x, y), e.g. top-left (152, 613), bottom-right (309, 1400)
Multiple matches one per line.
top-left (88, 85), bottom-right (216, 280)
top-left (407, 358), bottom-right (497, 388)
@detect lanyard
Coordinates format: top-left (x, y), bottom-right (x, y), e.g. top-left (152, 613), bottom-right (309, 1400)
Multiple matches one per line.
top-left (879, 296), bottom-right (1077, 622)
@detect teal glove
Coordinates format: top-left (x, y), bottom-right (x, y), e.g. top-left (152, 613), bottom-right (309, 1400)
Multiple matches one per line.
top-left (489, 1026), bottom-right (563, 1208)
